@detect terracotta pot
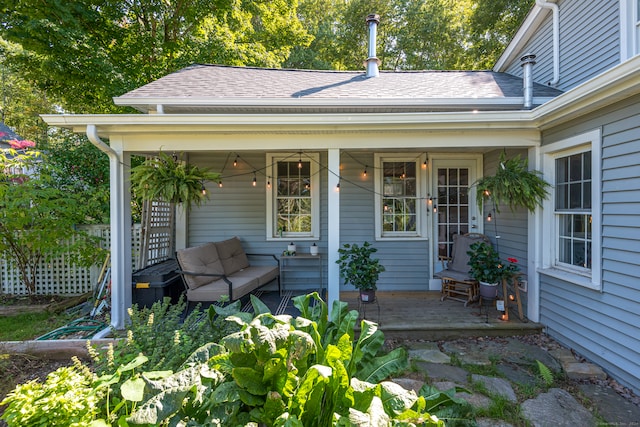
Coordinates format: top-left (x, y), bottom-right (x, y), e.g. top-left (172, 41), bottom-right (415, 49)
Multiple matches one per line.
top-left (479, 281), bottom-right (498, 299)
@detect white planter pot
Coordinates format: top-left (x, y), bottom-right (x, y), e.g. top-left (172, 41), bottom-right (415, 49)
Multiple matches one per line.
top-left (310, 244), bottom-right (319, 256)
top-left (479, 281), bottom-right (499, 299)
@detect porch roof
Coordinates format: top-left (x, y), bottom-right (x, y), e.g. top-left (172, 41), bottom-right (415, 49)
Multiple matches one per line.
top-left (114, 65), bottom-right (563, 114)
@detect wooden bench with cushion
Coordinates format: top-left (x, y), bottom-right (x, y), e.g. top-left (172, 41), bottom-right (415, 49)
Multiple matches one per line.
top-left (176, 236), bottom-right (280, 303)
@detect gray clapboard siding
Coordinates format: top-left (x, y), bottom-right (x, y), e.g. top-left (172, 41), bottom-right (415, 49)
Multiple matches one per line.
top-left (338, 151), bottom-right (431, 292)
top-left (187, 150), bottom-right (435, 293)
top-left (506, 0), bottom-right (619, 91)
top-left (539, 86), bottom-right (640, 393)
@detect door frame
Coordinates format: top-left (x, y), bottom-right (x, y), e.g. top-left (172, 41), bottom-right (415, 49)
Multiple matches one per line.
top-left (428, 154), bottom-right (484, 290)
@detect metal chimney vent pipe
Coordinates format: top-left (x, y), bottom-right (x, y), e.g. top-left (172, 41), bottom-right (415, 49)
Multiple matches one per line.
top-left (521, 53), bottom-right (537, 109)
top-left (365, 14), bottom-right (381, 78)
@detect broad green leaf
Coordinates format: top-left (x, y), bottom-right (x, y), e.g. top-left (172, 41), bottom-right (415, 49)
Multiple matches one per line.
top-left (233, 367), bottom-right (268, 395)
top-left (120, 377), bottom-right (146, 402)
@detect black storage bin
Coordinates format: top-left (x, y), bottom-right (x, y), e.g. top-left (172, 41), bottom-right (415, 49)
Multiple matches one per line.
top-left (132, 259), bottom-right (183, 308)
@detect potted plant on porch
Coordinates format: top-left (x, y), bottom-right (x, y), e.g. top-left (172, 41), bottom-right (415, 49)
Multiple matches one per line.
top-left (336, 241), bottom-right (385, 302)
top-left (467, 241), bottom-right (519, 299)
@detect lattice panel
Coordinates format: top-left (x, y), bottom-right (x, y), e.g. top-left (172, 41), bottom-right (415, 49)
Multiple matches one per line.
top-left (138, 200), bottom-right (175, 269)
top-left (0, 224), bottom-right (142, 296)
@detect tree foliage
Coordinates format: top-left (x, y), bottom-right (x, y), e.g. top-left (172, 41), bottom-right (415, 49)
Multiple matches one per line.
top-left (0, 141), bottom-right (106, 294)
top-left (287, 0), bottom-right (534, 71)
top-left (0, 0), bottom-right (312, 113)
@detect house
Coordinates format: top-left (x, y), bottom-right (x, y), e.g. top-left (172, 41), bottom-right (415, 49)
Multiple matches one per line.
top-left (42, 0), bottom-right (640, 394)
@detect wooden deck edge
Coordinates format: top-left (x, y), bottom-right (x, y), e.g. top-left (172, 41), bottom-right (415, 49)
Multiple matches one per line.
top-left (379, 322), bottom-right (543, 340)
top-left (0, 339), bottom-right (118, 359)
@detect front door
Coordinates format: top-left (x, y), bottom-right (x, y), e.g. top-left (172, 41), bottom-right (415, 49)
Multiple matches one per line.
top-left (431, 157), bottom-right (482, 277)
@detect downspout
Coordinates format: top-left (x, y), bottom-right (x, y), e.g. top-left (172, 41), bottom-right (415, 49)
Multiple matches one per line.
top-left (86, 124), bottom-right (126, 332)
top-left (365, 14), bottom-right (381, 78)
top-left (535, 0), bottom-right (560, 86)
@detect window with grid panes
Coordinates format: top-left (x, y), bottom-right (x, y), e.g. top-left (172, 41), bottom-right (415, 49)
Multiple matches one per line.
top-left (267, 153), bottom-right (319, 239)
top-left (382, 161), bottom-right (418, 235)
top-left (555, 150), bottom-right (592, 269)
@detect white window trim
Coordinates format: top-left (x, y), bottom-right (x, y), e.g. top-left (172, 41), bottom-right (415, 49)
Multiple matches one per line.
top-left (374, 153), bottom-right (428, 240)
top-left (266, 152), bottom-right (320, 241)
top-left (620, 0), bottom-right (640, 61)
top-left (539, 129), bottom-right (602, 290)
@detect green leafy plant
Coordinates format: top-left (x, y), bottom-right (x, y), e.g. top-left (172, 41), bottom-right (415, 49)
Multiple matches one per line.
top-left (0, 142), bottom-right (106, 294)
top-left (124, 293), bottom-right (443, 426)
top-left (91, 296), bottom-right (215, 375)
top-left (0, 358), bottom-right (101, 427)
top-left (130, 151), bottom-right (220, 208)
top-left (536, 360), bottom-right (554, 387)
top-left (336, 242), bottom-right (386, 291)
top-left (467, 241), bottom-right (519, 284)
top-left (473, 151), bottom-right (551, 213)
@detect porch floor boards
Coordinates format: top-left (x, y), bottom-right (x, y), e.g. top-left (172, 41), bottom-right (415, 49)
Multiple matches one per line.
top-left (339, 291), bottom-right (542, 341)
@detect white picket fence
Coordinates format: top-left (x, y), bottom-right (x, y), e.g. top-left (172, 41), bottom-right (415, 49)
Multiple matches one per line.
top-left (0, 224), bottom-right (143, 296)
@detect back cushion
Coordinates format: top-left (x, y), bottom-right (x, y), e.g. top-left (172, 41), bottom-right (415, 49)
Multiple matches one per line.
top-left (176, 242), bottom-right (224, 289)
top-left (215, 236), bottom-right (250, 275)
top-left (450, 234), bottom-right (474, 273)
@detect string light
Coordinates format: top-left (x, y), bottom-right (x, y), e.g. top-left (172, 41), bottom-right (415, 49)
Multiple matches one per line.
top-left (298, 153), bottom-right (303, 169)
top-left (201, 181), bottom-right (207, 196)
top-left (218, 181), bottom-right (223, 188)
top-left (267, 177), bottom-right (271, 189)
top-left (336, 179), bottom-right (340, 192)
top-left (423, 158), bottom-right (428, 169)
top-left (252, 173), bottom-right (257, 187)
top-left (363, 166), bottom-right (368, 177)
top-left (233, 155), bottom-right (239, 167)
top-left (487, 212), bottom-right (492, 222)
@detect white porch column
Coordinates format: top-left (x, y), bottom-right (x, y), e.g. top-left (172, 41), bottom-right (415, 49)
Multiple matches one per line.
top-left (109, 149), bottom-right (132, 330)
top-left (528, 147), bottom-right (541, 323)
top-left (327, 149), bottom-right (341, 312)
top-left (86, 127), bottom-right (132, 331)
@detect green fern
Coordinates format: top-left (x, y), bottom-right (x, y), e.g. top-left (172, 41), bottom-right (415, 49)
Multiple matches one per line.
top-left (130, 151), bottom-right (219, 208)
top-left (536, 360), bottom-right (554, 386)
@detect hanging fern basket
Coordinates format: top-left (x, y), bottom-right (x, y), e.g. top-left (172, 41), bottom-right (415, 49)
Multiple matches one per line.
top-left (131, 152), bottom-right (220, 209)
top-left (473, 152), bottom-right (551, 213)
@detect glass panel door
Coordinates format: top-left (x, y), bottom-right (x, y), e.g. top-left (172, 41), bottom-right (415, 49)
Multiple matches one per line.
top-left (432, 158), bottom-right (480, 275)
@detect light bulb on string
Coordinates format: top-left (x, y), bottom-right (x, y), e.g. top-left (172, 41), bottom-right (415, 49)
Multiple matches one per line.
top-left (233, 155), bottom-right (239, 167)
top-left (218, 181), bottom-right (223, 188)
top-left (252, 173), bottom-right (257, 187)
top-left (267, 177), bottom-right (271, 189)
top-left (487, 212), bottom-right (492, 222)
top-left (201, 181), bottom-right (207, 196)
top-left (363, 166), bottom-right (368, 177)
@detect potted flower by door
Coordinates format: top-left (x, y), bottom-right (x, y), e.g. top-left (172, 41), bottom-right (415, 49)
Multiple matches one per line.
top-left (336, 242), bottom-right (385, 302)
top-left (467, 241), bottom-right (519, 299)
top-left (467, 241), bottom-right (499, 298)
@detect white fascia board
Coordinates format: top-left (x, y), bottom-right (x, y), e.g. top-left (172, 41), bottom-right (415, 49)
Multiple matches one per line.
top-left (114, 96), bottom-right (533, 110)
top-left (494, 5), bottom-right (547, 72)
top-left (42, 110), bottom-right (538, 133)
top-left (532, 55), bottom-right (640, 129)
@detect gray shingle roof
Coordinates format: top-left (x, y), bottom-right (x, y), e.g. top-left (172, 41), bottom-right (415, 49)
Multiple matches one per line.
top-left (115, 64), bottom-right (563, 114)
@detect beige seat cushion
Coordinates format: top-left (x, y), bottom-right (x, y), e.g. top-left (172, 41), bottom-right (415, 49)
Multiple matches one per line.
top-left (187, 271), bottom-right (258, 302)
top-left (215, 237), bottom-right (250, 275)
top-left (176, 242), bottom-right (225, 289)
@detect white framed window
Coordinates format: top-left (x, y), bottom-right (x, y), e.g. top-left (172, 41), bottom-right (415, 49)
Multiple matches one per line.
top-left (374, 153), bottom-right (427, 239)
top-left (621, 0), bottom-right (640, 60)
top-left (266, 153), bottom-right (319, 240)
top-left (540, 130), bottom-right (601, 290)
